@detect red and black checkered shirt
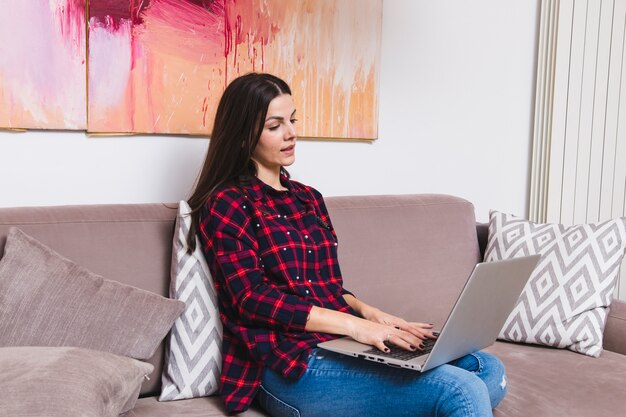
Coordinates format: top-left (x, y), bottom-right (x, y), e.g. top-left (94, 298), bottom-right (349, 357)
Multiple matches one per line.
top-left (198, 176), bottom-right (357, 414)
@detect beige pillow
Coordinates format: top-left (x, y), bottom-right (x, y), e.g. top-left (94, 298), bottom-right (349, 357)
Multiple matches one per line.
top-left (0, 227), bottom-right (185, 360)
top-left (0, 346), bottom-right (152, 417)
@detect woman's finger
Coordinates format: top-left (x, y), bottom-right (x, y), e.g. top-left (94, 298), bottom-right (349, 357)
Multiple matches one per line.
top-left (393, 330), bottom-right (426, 350)
top-left (404, 323), bottom-right (436, 336)
top-left (373, 334), bottom-right (391, 353)
top-left (410, 322), bottom-right (434, 329)
top-left (389, 333), bottom-right (422, 351)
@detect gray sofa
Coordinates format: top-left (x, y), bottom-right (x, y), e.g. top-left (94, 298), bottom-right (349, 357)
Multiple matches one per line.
top-left (1, 194), bottom-right (626, 416)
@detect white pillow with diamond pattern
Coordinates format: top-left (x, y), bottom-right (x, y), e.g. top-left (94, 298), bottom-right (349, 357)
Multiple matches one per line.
top-left (484, 211), bottom-right (626, 357)
top-left (159, 201), bottom-right (222, 401)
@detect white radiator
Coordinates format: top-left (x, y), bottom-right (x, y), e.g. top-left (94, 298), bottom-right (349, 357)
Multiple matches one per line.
top-left (529, 0), bottom-right (626, 299)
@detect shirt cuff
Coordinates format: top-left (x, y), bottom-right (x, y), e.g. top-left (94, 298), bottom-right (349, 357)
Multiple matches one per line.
top-left (341, 288), bottom-right (355, 297)
top-left (280, 298), bottom-right (313, 333)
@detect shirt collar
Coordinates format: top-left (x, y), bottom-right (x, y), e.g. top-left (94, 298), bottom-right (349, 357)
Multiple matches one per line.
top-left (243, 175), bottom-right (310, 204)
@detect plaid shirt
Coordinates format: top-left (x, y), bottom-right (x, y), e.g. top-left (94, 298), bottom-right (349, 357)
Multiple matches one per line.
top-left (198, 176), bottom-right (356, 414)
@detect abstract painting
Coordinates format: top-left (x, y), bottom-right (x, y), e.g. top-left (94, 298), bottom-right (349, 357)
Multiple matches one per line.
top-left (87, 0), bottom-right (382, 139)
top-left (0, 0), bottom-right (87, 130)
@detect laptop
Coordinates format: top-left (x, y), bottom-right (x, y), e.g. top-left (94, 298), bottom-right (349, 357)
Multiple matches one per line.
top-left (318, 255), bottom-right (540, 372)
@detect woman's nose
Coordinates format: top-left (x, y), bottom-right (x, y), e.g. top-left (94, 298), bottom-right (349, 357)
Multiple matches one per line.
top-left (286, 121), bottom-right (297, 137)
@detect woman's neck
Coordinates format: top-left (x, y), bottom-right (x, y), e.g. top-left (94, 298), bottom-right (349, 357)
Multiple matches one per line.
top-left (256, 166), bottom-right (286, 191)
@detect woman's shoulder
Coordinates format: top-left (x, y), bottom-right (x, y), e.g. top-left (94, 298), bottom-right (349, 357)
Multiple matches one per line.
top-left (205, 183), bottom-right (249, 214)
top-left (201, 185), bottom-right (253, 232)
top-left (210, 183), bottom-right (246, 201)
top-left (289, 179), bottom-right (324, 201)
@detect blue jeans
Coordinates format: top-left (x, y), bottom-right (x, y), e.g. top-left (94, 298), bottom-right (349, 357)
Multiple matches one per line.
top-left (257, 349), bottom-right (507, 417)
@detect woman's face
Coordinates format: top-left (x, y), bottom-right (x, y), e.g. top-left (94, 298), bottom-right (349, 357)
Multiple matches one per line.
top-left (252, 94), bottom-right (297, 175)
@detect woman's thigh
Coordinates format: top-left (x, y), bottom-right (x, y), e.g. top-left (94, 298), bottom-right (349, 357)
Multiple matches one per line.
top-left (257, 349), bottom-right (506, 417)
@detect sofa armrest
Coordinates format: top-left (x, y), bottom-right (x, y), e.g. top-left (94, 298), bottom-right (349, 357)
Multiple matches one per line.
top-left (604, 299), bottom-right (626, 355)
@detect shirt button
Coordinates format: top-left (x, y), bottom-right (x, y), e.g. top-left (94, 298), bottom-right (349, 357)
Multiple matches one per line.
top-left (277, 215), bottom-right (281, 218)
top-left (296, 276), bottom-right (300, 280)
top-left (304, 235), bottom-right (309, 239)
top-left (308, 250), bottom-right (312, 254)
top-left (243, 205), bottom-right (247, 209)
top-left (287, 231), bottom-right (291, 235)
top-left (256, 224), bottom-right (260, 227)
top-left (334, 242), bottom-right (338, 246)
top-left (308, 279), bottom-right (312, 282)
top-left (283, 248), bottom-right (287, 251)
top-left (305, 290), bottom-right (310, 294)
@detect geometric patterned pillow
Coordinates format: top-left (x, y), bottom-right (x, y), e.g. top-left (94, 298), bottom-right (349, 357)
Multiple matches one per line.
top-left (484, 211), bottom-right (626, 357)
top-left (159, 201), bottom-right (223, 401)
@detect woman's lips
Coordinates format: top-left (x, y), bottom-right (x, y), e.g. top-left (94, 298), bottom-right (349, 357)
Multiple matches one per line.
top-left (281, 145), bottom-right (295, 154)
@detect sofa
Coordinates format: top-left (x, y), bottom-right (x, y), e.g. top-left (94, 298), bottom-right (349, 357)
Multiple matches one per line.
top-left (1, 194), bottom-right (626, 417)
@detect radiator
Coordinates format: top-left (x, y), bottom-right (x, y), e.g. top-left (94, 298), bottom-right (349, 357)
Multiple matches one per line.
top-left (529, 0), bottom-right (626, 299)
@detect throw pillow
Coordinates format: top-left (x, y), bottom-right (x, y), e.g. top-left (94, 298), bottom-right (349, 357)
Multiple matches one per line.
top-left (159, 201), bottom-right (222, 401)
top-left (484, 211), bottom-right (626, 357)
top-left (0, 227), bottom-right (185, 360)
top-left (0, 346), bottom-right (153, 417)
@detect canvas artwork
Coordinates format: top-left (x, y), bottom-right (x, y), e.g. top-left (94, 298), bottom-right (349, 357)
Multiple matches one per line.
top-left (87, 0), bottom-right (382, 139)
top-left (0, 0), bottom-right (87, 130)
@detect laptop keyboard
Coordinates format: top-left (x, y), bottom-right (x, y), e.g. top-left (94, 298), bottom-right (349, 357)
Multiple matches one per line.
top-left (363, 337), bottom-right (437, 361)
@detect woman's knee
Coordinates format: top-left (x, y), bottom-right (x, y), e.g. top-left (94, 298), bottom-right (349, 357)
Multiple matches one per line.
top-left (430, 366), bottom-right (492, 416)
top-left (469, 352), bottom-right (508, 408)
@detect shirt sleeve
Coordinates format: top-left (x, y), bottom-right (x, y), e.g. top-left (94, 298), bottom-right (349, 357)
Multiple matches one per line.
top-left (200, 190), bottom-right (312, 333)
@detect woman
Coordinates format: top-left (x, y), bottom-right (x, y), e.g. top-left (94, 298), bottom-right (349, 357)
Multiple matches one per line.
top-left (187, 73), bottom-right (507, 416)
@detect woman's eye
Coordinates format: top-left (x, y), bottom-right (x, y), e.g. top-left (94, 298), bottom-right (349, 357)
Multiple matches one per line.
top-left (290, 118), bottom-right (298, 124)
top-left (268, 125), bottom-right (279, 131)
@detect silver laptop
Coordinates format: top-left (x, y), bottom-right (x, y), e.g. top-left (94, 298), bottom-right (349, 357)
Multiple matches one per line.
top-left (318, 255), bottom-right (540, 372)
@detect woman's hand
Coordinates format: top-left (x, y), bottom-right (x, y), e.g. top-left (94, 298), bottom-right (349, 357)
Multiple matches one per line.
top-left (307, 297), bottom-right (438, 353)
top-left (306, 305), bottom-right (430, 353)
top-left (361, 306), bottom-right (437, 347)
top-left (342, 295), bottom-right (437, 352)
top-left (347, 315), bottom-right (429, 353)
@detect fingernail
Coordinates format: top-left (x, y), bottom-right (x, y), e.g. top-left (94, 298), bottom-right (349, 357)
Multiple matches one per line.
top-left (394, 326), bottom-right (401, 329)
top-left (410, 345), bottom-right (417, 350)
top-left (384, 348), bottom-right (390, 353)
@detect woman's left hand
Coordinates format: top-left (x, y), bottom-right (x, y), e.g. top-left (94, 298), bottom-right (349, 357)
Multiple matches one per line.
top-left (362, 306), bottom-right (437, 343)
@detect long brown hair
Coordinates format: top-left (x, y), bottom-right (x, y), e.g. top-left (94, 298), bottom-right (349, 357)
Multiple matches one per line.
top-left (187, 73), bottom-right (292, 251)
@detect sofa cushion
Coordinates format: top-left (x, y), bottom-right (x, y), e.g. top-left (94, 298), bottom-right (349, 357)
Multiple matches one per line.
top-left (326, 194), bottom-right (481, 328)
top-left (134, 396), bottom-right (268, 417)
top-left (0, 227), bottom-right (184, 360)
top-left (160, 201), bottom-right (222, 401)
top-left (487, 341), bottom-right (626, 416)
top-left (485, 211), bottom-right (626, 356)
top-left (0, 346), bottom-right (153, 417)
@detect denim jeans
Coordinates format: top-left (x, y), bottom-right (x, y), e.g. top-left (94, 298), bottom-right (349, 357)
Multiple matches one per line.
top-left (257, 349), bottom-right (507, 417)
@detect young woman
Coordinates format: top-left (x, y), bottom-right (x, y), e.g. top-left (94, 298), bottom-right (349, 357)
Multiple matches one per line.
top-left (187, 73), bottom-right (508, 416)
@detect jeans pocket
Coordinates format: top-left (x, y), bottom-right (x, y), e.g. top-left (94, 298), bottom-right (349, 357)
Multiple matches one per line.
top-left (257, 385), bottom-right (301, 417)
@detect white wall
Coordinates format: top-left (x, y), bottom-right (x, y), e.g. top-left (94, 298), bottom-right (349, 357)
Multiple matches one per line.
top-left (0, 1), bottom-right (540, 222)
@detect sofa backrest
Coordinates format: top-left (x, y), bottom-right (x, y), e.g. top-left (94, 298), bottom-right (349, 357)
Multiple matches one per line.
top-left (0, 194), bottom-right (481, 397)
top-left (326, 194), bottom-right (481, 327)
